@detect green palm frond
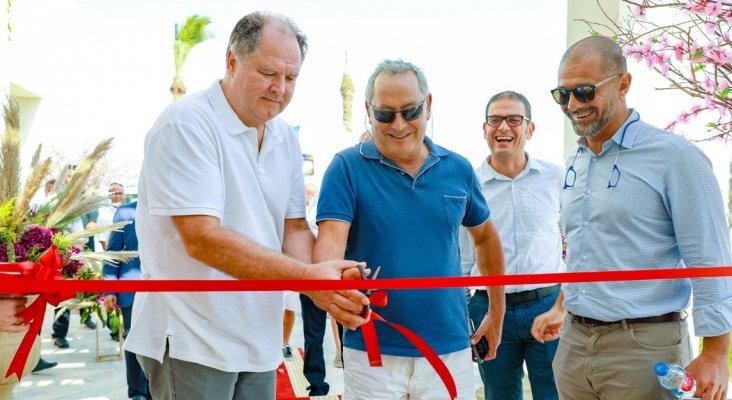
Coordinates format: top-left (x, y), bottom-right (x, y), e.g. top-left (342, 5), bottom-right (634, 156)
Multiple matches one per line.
top-left (171, 14), bottom-right (212, 99)
top-left (340, 52), bottom-right (354, 133)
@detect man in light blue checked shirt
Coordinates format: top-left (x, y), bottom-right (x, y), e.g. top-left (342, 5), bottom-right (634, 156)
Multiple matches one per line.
top-left (531, 35), bottom-right (732, 400)
top-left (461, 91), bottom-right (564, 400)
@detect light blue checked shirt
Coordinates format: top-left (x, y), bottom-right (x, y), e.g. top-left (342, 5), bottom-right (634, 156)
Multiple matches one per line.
top-left (561, 110), bottom-right (732, 337)
top-left (460, 155), bottom-right (565, 293)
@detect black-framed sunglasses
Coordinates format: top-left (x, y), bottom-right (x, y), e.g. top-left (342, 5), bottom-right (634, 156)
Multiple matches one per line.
top-left (370, 96), bottom-right (427, 123)
top-left (550, 73), bottom-right (623, 105)
top-left (485, 115), bottom-right (530, 127)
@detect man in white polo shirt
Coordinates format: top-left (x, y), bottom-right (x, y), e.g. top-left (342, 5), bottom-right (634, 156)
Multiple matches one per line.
top-left (126, 11), bottom-right (370, 400)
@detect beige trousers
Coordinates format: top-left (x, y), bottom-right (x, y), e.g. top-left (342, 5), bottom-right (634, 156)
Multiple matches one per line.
top-left (553, 317), bottom-right (691, 400)
top-left (0, 331), bottom-right (40, 400)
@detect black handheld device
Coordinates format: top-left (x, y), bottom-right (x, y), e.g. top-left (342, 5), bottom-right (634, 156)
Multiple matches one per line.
top-left (470, 319), bottom-right (490, 362)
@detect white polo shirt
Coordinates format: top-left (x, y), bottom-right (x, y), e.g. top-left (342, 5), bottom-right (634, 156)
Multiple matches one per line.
top-left (125, 81), bottom-right (306, 372)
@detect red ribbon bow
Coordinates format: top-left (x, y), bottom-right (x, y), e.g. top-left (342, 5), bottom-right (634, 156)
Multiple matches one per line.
top-left (1, 246), bottom-right (74, 380)
top-left (360, 288), bottom-right (458, 400)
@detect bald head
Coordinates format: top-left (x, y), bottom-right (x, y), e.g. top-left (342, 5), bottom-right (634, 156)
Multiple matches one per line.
top-left (560, 36), bottom-right (627, 76)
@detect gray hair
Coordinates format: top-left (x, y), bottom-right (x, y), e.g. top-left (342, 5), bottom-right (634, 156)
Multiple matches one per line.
top-left (227, 11), bottom-right (308, 62)
top-left (365, 59), bottom-right (429, 103)
top-left (486, 91), bottom-right (532, 120)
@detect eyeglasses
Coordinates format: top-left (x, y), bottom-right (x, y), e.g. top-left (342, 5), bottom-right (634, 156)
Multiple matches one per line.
top-left (485, 115), bottom-right (530, 127)
top-left (550, 74), bottom-right (623, 105)
top-left (370, 96), bottom-right (427, 123)
top-left (109, 191), bottom-right (124, 196)
top-left (563, 116), bottom-right (639, 190)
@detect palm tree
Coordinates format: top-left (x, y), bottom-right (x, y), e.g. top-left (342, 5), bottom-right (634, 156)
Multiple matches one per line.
top-left (340, 51), bottom-right (354, 132)
top-left (170, 14), bottom-right (212, 100)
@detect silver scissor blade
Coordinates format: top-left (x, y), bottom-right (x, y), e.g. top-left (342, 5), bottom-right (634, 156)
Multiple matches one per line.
top-left (370, 266), bottom-right (381, 281)
top-left (366, 266), bottom-right (381, 295)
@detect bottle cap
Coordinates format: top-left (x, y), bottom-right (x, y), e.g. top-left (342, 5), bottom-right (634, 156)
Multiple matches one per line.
top-left (654, 362), bottom-right (669, 376)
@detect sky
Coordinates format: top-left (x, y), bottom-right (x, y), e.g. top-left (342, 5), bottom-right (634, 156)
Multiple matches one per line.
top-left (8, 0), bottom-right (568, 187)
top-left (6, 0), bottom-right (729, 197)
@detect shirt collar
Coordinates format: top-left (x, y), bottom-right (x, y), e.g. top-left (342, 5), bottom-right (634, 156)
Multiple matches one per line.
top-left (477, 153), bottom-right (540, 183)
top-left (358, 135), bottom-right (448, 160)
top-left (207, 80), bottom-right (259, 137)
top-left (610, 109), bottom-right (641, 149)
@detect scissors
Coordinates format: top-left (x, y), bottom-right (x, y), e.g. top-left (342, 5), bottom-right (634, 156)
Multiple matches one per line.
top-left (356, 264), bottom-right (381, 317)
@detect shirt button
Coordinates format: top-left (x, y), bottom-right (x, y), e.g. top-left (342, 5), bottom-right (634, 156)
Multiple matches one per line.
top-left (581, 255), bottom-right (587, 261)
top-left (581, 289), bottom-right (586, 294)
top-left (592, 157), bottom-right (597, 162)
top-left (586, 188), bottom-right (592, 194)
top-left (584, 221), bottom-right (589, 227)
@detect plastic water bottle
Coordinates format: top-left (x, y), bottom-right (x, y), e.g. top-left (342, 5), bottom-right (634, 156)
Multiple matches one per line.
top-left (654, 361), bottom-right (696, 398)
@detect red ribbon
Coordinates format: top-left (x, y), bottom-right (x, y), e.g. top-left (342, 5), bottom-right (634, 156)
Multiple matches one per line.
top-left (2, 246), bottom-right (74, 380)
top-left (0, 264), bottom-right (731, 388)
top-left (361, 289), bottom-right (457, 399)
top-left (1, 265), bottom-right (732, 292)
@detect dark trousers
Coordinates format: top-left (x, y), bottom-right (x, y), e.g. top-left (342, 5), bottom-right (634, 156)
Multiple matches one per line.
top-left (469, 290), bottom-right (560, 400)
top-left (299, 294), bottom-right (329, 396)
top-left (51, 308), bottom-right (70, 338)
top-left (121, 305), bottom-right (150, 399)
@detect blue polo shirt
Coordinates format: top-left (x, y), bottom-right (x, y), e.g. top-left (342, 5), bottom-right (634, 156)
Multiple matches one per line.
top-left (317, 137), bottom-right (490, 356)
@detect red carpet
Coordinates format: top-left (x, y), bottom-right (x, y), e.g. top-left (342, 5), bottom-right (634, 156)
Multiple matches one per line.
top-left (276, 359), bottom-right (300, 399)
top-left (276, 348), bottom-right (342, 400)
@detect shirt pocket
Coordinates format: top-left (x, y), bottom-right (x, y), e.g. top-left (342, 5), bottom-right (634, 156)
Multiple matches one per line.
top-left (443, 195), bottom-right (467, 233)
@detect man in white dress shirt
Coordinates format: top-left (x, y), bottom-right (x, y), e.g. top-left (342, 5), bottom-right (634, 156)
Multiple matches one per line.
top-left (462, 91), bottom-right (564, 400)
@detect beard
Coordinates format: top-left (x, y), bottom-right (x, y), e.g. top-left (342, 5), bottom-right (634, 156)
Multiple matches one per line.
top-left (565, 97), bottom-right (618, 138)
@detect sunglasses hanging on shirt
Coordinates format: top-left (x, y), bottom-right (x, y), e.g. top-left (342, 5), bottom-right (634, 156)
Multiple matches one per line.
top-left (563, 116), bottom-right (640, 189)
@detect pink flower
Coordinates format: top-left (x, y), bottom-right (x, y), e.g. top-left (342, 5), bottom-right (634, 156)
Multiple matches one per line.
top-left (13, 244), bottom-right (27, 262)
top-left (704, 76), bottom-right (715, 92)
top-left (704, 0), bottom-right (723, 17)
top-left (61, 246), bottom-right (84, 278)
top-left (674, 42), bottom-right (685, 61)
top-left (704, 95), bottom-right (717, 110)
top-left (706, 46), bottom-right (731, 65)
top-left (19, 225), bottom-right (53, 253)
top-left (634, 6), bottom-right (647, 20)
top-left (704, 20), bottom-right (716, 34)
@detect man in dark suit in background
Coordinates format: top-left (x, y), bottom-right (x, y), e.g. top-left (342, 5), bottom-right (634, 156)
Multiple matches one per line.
top-left (102, 202), bottom-right (150, 400)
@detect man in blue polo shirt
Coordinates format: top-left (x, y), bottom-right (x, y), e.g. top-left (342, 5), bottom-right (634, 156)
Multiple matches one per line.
top-left (314, 59), bottom-right (506, 399)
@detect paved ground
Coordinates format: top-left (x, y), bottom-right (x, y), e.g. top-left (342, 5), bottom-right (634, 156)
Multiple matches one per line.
top-left (13, 304), bottom-right (529, 400)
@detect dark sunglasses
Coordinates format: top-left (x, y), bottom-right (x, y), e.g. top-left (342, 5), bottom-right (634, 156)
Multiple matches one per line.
top-left (550, 74), bottom-right (622, 105)
top-left (370, 97), bottom-right (427, 123)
